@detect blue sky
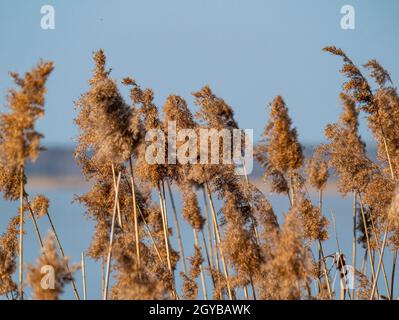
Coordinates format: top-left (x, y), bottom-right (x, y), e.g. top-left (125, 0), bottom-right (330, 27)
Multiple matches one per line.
top-left (1, 0), bottom-right (398, 146)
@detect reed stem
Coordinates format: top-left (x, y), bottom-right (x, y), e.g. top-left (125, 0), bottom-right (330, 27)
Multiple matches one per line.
top-left (128, 159), bottom-right (141, 270)
top-left (18, 166), bottom-right (24, 300)
top-left (390, 250), bottom-right (397, 300)
top-left (357, 194), bottom-right (377, 286)
top-left (81, 252), bottom-right (87, 300)
top-left (358, 194), bottom-right (390, 296)
top-left (205, 182), bottom-right (233, 300)
top-left (46, 209), bottom-right (80, 300)
top-left (250, 276), bottom-right (257, 300)
top-left (138, 207), bottom-right (163, 263)
top-left (111, 164), bottom-right (123, 229)
top-left (317, 189), bottom-right (333, 299)
top-left (158, 184), bottom-right (172, 273)
top-left (242, 159), bottom-right (260, 244)
top-left (352, 190), bottom-right (357, 300)
top-left (200, 229), bottom-right (216, 290)
top-left (202, 187), bottom-right (215, 270)
top-left (193, 229), bottom-right (208, 299)
top-left (166, 180), bottom-right (187, 276)
top-left (318, 240), bottom-right (333, 299)
top-left (157, 182), bottom-right (177, 299)
top-left (243, 286), bottom-right (248, 300)
top-left (24, 196), bottom-right (44, 248)
top-left (370, 226), bottom-right (388, 299)
top-left (212, 212), bottom-right (222, 299)
top-left (103, 171), bottom-right (121, 300)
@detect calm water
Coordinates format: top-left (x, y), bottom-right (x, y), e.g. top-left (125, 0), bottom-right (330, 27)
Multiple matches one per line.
top-left (0, 182), bottom-right (397, 300)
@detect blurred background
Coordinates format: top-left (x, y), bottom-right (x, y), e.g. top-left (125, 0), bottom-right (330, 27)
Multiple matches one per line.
top-left (0, 0), bottom-right (398, 299)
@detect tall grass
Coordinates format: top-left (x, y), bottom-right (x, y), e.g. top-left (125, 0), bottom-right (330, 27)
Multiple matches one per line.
top-left (0, 47), bottom-right (398, 300)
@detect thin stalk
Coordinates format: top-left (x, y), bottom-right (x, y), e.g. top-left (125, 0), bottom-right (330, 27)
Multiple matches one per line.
top-left (18, 166), bottom-right (24, 300)
top-left (200, 229), bottom-right (216, 290)
top-left (193, 229), bottom-right (208, 300)
top-left (318, 189), bottom-right (333, 299)
top-left (352, 190), bottom-right (357, 300)
top-left (317, 189), bottom-right (323, 291)
top-left (331, 212), bottom-right (346, 300)
top-left (358, 194), bottom-right (390, 295)
top-left (242, 159), bottom-right (260, 244)
top-left (157, 184), bottom-right (172, 273)
top-left (137, 205), bottom-right (178, 300)
top-left (103, 171), bottom-right (121, 300)
top-left (205, 185), bottom-right (222, 300)
top-left (157, 182), bottom-right (177, 299)
top-left (374, 110), bottom-right (395, 180)
top-left (212, 213), bottom-right (222, 300)
top-left (101, 257), bottom-right (105, 294)
top-left (166, 180), bottom-right (187, 276)
top-left (361, 250), bottom-right (368, 274)
top-left (202, 187), bottom-right (214, 270)
top-left (250, 276), bottom-right (257, 300)
top-left (357, 194), bottom-right (377, 285)
top-left (377, 121), bottom-right (397, 299)
top-left (390, 250), bottom-right (397, 300)
top-left (46, 209), bottom-right (80, 300)
top-left (111, 164), bottom-right (123, 229)
top-left (286, 191), bottom-right (293, 207)
top-left (356, 250), bottom-right (368, 300)
top-left (370, 226), bottom-right (389, 299)
top-left (128, 159), bottom-right (140, 270)
top-left (138, 207), bottom-right (163, 263)
top-left (81, 252), bottom-right (87, 300)
top-left (243, 286), bottom-right (249, 300)
top-left (368, 214), bottom-right (390, 296)
top-left (205, 182), bottom-right (233, 300)
top-left (24, 196), bottom-right (43, 248)
top-left (382, 134), bottom-right (395, 180)
top-left (318, 240), bottom-right (333, 299)
top-left (290, 173), bottom-right (295, 207)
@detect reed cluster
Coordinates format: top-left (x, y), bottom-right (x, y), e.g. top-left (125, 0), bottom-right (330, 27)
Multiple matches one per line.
top-left (0, 47), bottom-right (398, 300)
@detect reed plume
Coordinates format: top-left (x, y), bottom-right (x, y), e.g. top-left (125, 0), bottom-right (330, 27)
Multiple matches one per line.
top-left (0, 60), bottom-right (54, 299)
top-left (388, 190), bottom-right (399, 250)
top-left (31, 195), bottom-right (49, 218)
top-left (365, 60), bottom-right (399, 178)
top-left (75, 50), bottom-right (134, 259)
top-left (0, 216), bottom-right (19, 298)
top-left (257, 209), bottom-right (312, 299)
top-left (26, 232), bottom-right (77, 300)
top-left (306, 148), bottom-right (329, 191)
top-left (324, 48), bottom-right (398, 298)
top-left (110, 220), bottom-right (168, 300)
top-left (324, 48), bottom-right (397, 226)
top-left (323, 93), bottom-right (374, 195)
top-left (1, 43), bottom-right (399, 301)
top-left (0, 61), bottom-right (54, 174)
top-left (182, 245), bottom-right (203, 299)
top-left (192, 86), bottom-right (267, 299)
top-left (255, 96), bottom-right (303, 201)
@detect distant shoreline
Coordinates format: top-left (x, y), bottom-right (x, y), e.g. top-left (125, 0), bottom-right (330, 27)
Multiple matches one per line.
top-left (25, 174), bottom-right (342, 196)
top-left (26, 175), bottom-right (89, 191)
